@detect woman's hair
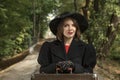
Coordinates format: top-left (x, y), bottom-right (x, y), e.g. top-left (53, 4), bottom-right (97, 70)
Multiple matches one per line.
top-left (56, 17), bottom-right (81, 41)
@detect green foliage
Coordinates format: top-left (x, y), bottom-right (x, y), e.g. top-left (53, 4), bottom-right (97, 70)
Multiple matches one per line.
top-left (109, 36), bottom-right (120, 62)
top-left (0, 0), bottom-right (119, 60)
top-left (85, 0), bottom-right (120, 57)
top-left (0, 39), bottom-right (15, 57)
top-left (0, 0), bottom-right (59, 59)
top-left (0, 0), bottom-right (32, 59)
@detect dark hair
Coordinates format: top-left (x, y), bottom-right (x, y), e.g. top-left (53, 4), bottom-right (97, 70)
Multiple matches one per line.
top-left (56, 17), bottom-right (81, 41)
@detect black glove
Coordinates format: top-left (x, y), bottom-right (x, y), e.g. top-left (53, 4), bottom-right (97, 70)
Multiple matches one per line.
top-left (56, 61), bottom-right (74, 73)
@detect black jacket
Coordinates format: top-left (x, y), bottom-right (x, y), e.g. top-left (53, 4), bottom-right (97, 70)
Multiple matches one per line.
top-left (38, 39), bottom-right (96, 73)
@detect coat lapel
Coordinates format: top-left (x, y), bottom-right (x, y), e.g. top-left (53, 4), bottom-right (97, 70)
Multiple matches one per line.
top-left (50, 39), bottom-right (85, 60)
top-left (67, 39), bottom-right (85, 59)
top-left (50, 40), bottom-right (66, 60)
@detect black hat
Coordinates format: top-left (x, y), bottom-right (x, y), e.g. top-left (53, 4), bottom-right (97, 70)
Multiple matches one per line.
top-left (49, 12), bottom-right (88, 35)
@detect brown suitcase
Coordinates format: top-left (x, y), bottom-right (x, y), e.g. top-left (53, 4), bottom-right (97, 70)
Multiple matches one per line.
top-left (31, 73), bottom-right (99, 80)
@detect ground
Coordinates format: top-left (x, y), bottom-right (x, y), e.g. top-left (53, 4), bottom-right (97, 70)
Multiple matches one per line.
top-left (0, 53), bottom-right (40, 80)
top-left (95, 59), bottom-right (120, 80)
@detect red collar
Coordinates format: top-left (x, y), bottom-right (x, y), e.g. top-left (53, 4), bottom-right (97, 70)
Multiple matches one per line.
top-left (65, 45), bottom-right (70, 54)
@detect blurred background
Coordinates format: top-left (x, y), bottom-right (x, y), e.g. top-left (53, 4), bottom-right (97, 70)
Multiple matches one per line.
top-left (0, 0), bottom-right (120, 80)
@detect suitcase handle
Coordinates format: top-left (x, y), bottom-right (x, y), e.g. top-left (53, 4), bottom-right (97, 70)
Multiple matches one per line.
top-left (56, 68), bottom-right (72, 74)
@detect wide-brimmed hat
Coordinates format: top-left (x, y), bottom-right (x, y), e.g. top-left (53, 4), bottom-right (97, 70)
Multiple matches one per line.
top-left (49, 12), bottom-right (88, 35)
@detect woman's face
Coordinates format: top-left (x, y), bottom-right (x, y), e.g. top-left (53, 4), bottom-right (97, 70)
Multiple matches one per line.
top-left (62, 18), bottom-right (76, 39)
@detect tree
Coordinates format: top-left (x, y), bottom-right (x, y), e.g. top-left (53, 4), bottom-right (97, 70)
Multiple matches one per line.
top-left (0, 0), bottom-right (32, 59)
top-left (84, 0), bottom-right (120, 59)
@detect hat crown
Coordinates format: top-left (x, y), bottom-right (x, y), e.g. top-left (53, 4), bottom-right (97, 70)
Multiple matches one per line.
top-left (49, 12), bottom-right (88, 35)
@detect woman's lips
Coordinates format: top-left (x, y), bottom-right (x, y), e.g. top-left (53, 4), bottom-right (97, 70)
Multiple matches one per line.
top-left (68, 32), bottom-right (73, 35)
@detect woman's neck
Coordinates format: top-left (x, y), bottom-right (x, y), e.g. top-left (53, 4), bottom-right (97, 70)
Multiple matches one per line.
top-left (64, 37), bottom-right (73, 45)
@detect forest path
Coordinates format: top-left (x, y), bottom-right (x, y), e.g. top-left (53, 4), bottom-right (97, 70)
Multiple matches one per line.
top-left (0, 51), bottom-right (39, 80)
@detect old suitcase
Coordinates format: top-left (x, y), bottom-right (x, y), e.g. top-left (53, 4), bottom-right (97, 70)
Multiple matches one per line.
top-left (31, 73), bottom-right (99, 80)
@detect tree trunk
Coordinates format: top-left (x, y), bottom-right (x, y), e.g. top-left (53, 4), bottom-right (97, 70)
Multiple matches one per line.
top-left (94, 0), bottom-right (99, 12)
top-left (74, 0), bottom-right (77, 12)
top-left (82, 0), bottom-right (93, 43)
top-left (82, 0), bottom-right (90, 19)
top-left (99, 12), bottom-right (120, 59)
top-left (32, 0), bottom-right (37, 44)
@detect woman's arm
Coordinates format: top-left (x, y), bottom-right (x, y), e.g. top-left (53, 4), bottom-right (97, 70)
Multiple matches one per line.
top-left (73, 44), bottom-right (96, 73)
top-left (83, 44), bottom-right (97, 73)
top-left (37, 42), bottom-right (56, 73)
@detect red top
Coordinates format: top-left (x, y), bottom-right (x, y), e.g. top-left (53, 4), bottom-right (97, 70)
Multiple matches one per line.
top-left (65, 45), bottom-right (70, 54)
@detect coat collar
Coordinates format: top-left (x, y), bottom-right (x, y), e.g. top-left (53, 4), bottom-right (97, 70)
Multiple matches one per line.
top-left (50, 39), bottom-right (86, 60)
top-left (66, 39), bottom-right (85, 58)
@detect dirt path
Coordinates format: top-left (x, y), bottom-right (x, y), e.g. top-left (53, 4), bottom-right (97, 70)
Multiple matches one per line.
top-left (0, 48), bottom-right (40, 80)
top-left (0, 38), bottom-right (52, 80)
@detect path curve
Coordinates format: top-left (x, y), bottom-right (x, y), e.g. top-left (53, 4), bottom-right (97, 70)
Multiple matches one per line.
top-left (0, 38), bottom-right (53, 80)
top-left (0, 53), bottom-right (39, 80)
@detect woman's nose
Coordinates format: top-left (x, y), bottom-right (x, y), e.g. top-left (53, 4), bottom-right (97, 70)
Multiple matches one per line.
top-left (68, 25), bottom-right (72, 30)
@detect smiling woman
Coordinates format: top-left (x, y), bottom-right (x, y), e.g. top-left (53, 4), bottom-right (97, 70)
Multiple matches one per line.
top-left (37, 12), bottom-right (96, 74)
top-left (57, 17), bottom-right (77, 41)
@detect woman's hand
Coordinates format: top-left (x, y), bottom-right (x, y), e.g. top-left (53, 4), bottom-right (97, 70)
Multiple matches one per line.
top-left (56, 61), bottom-right (74, 73)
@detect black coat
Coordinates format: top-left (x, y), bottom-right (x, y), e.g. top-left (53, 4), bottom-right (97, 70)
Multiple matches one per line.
top-left (37, 39), bottom-right (96, 74)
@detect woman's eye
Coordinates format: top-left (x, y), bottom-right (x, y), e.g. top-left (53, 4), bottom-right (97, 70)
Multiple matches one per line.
top-left (64, 24), bottom-right (68, 27)
top-left (72, 24), bottom-right (76, 27)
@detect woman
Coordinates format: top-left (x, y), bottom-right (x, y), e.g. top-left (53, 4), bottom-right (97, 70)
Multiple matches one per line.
top-left (37, 12), bottom-right (96, 74)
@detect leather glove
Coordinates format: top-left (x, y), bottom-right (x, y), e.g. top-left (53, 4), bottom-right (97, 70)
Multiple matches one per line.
top-left (56, 61), bottom-right (74, 73)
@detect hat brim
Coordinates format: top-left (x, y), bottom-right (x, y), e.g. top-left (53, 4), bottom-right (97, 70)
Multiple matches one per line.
top-left (49, 12), bottom-right (88, 35)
